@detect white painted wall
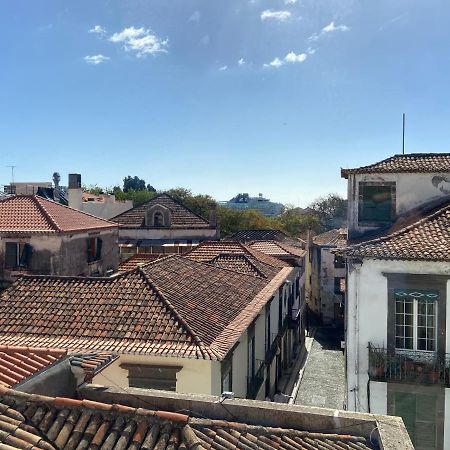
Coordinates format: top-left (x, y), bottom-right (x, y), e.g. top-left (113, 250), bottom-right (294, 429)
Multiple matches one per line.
top-left (445, 388), bottom-right (450, 450)
top-left (346, 258), bottom-right (450, 413)
top-left (369, 381), bottom-right (387, 414)
top-left (118, 227), bottom-right (217, 241)
top-left (347, 172), bottom-right (450, 237)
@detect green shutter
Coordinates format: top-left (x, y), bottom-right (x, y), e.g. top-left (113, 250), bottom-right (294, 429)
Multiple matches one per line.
top-left (394, 392), bottom-right (416, 443)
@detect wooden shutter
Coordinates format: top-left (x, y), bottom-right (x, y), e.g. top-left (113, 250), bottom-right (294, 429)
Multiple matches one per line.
top-left (96, 238), bottom-right (103, 259)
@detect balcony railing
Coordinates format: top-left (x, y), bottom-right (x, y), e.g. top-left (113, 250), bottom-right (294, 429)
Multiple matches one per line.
top-left (368, 344), bottom-right (450, 386)
top-left (247, 359), bottom-right (265, 399)
top-left (266, 333), bottom-right (280, 363)
top-left (288, 307), bottom-right (301, 329)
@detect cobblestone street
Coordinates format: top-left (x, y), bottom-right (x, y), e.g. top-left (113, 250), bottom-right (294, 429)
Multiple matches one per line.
top-left (294, 327), bottom-right (345, 410)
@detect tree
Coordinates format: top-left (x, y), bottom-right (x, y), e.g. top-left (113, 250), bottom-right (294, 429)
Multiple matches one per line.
top-left (82, 184), bottom-right (103, 195)
top-left (309, 193), bottom-right (347, 231)
top-left (216, 207), bottom-right (273, 237)
top-left (166, 188), bottom-right (216, 218)
top-left (123, 176), bottom-right (147, 192)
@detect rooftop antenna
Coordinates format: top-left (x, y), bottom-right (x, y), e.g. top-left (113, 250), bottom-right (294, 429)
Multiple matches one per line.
top-left (402, 113), bottom-right (406, 155)
top-left (6, 165), bottom-right (16, 184)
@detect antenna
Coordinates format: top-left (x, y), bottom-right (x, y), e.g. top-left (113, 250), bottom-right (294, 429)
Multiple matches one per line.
top-left (402, 113), bottom-right (406, 155)
top-left (5, 165), bottom-right (16, 184)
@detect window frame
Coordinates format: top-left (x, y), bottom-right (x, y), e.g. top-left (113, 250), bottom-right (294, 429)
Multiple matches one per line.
top-left (87, 237), bottom-right (102, 263)
top-left (358, 181), bottom-right (396, 227)
top-left (120, 364), bottom-right (182, 391)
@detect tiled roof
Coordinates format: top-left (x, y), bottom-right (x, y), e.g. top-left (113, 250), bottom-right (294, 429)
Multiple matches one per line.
top-left (0, 388), bottom-right (376, 450)
top-left (0, 346), bottom-right (67, 388)
top-left (0, 346), bottom-right (116, 388)
top-left (141, 257), bottom-right (292, 358)
top-left (229, 229), bottom-right (290, 242)
top-left (186, 241), bottom-right (290, 271)
top-left (0, 256), bottom-right (291, 360)
top-left (0, 195), bottom-right (117, 234)
top-left (112, 193), bottom-right (212, 229)
top-left (209, 253), bottom-right (266, 277)
top-left (341, 153), bottom-right (450, 178)
top-left (342, 202), bottom-right (450, 261)
top-left (249, 240), bottom-right (306, 258)
top-left (118, 254), bottom-right (165, 272)
top-left (313, 228), bottom-right (347, 248)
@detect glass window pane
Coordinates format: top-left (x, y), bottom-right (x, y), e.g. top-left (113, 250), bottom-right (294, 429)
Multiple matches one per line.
top-left (396, 337), bottom-right (404, 348)
top-left (396, 314), bottom-right (404, 326)
top-left (396, 301), bottom-right (404, 313)
top-left (405, 314), bottom-right (413, 326)
top-left (417, 327), bottom-right (426, 339)
top-left (405, 301), bottom-right (414, 314)
top-left (418, 302), bottom-right (426, 315)
top-left (405, 337), bottom-right (413, 349)
top-left (405, 326), bottom-right (414, 338)
top-left (417, 314), bottom-right (426, 326)
top-left (427, 316), bottom-right (435, 327)
top-left (417, 339), bottom-right (426, 351)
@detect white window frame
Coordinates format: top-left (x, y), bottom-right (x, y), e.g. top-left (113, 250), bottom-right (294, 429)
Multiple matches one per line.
top-left (395, 293), bottom-right (438, 353)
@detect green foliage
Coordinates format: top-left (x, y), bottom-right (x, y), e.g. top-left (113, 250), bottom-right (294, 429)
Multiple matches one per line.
top-left (82, 184), bottom-right (104, 195)
top-left (216, 207), bottom-right (273, 237)
top-left (166, 188), bottom-right (217, 218)
top-left (272, 207), bottom-right (321, 238)
top-left (123, 175), bottom-right (147, 192)
top-left (309, 193), bottom-right (347, 230)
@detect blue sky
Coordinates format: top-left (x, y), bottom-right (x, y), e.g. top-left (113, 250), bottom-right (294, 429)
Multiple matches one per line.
top-left (1, 1), bottom-right (450, 206)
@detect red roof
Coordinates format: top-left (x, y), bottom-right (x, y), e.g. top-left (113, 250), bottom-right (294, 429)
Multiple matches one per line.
top-left (0, 345), bottom-right (67, 388)
top-left (0, 195), bottom-right (117, 234)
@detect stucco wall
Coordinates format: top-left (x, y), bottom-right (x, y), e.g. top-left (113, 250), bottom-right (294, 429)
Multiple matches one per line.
top-left (347, 172), bottom-right (450, 238)
top-left (81, 201), bottom-right (133, 220)
top-left (118, 227), bottom-right (217, 241)
top-left (346, 258), bottom-right (450, 413)
top-left (92, 354), bottom-right (215, 395)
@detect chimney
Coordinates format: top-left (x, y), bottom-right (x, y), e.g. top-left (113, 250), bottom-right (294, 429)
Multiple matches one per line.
top-left (209, 204), bottom-right (217, 228)
top-left (68, 173), bottom-right (82, 210)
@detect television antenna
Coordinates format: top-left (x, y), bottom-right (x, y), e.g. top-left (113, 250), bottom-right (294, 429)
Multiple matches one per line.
top-left (6, 165), bottom-right (16, 184)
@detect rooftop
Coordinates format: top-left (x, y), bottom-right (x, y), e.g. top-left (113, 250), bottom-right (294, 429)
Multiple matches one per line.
top-left (248, 240), bottom-right (306, 258)
top-left (342, 199), bottom-right (450, 261)
top-left (0, 195), bottom-right (117, 234)
top-left (0, 387), bottom-right (385, 450)
top-left (0, 256), bottom-right (291, 360)
top-left (112, 193), bottom-right (213, 229)
top-left (118, 253), bottom-right (165, 272)
top-left (313, 228), bottom-right (348, 248)
top-left (0, 345), bottom-right (116, 388)
top-left (341, 153), bottom-right (450, 178)
top-left (229, 228), bottom-right (290, 242)
top-left (186, 240), bottom-right (290, 273)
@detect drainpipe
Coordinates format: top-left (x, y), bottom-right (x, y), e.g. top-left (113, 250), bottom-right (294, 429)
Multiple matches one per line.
top-left (351, 259), bottom-right (362, 411)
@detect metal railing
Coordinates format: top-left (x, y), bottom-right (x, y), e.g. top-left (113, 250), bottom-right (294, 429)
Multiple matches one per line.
top-left (368, 343), bottom-right (450, 386)
top-left (247, 359), bottom-right (265, 399)
top-left (266, 333), bottom-right (280, 363)
top-left (288, 307), bottom-right (301, 329)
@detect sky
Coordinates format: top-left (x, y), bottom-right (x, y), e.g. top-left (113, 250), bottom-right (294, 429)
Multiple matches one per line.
top-left (1, 1), bottom-right (450, 206)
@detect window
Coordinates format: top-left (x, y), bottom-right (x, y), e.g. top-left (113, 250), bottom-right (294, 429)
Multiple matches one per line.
top-left (395, 289), bottom-right (438, 352)
top-left (5, 242), bottom-right (32, 269)
top-left (248, 326), bottom-right (255, 378)
top-left (87, 237), bottom-right (102, 262)
top-left (334, 277), bottom-right (345, 295)
top-left (121, 364), bottom-right (181, 391)
top-left (359, 182), bottom-right (395, 225)
top-left (221, 359), bottom-right (232, 393)
top-left (265, 305), bottom-right (271, 353)
top-left (334, 255), bottom-right (345, 268)
top-left (154, 211), bottom-right (164, 227)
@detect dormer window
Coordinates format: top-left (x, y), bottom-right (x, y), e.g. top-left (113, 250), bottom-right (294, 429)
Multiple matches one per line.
top-left (154, 211), bottom-right (164, 227)
top-left (358, 182), bottom-right (396, 226)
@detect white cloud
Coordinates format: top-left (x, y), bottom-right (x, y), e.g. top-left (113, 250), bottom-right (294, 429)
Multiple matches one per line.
top-left (219, 65), bottom-right (228, 71)
top-left (309, 21), bottom-right (350, 41)
top-left (84, 54), bottom-right (110, 65)
top-left (322, 21), bottom-right (350, 33)
top-left (109, 26), bottom-right (168, 58)
top-left (285, 0), bottom-right (298, 4)
top-left (188, 11), bottom-right (201, 23)
top-left (89, 25), bottom-right (106, 35)
top-left (264, 51), bottom-right (308, 68)
top-left (261, 10), bottom-right (291, 22)
top-left (238, 58), bottom-right (246, 65)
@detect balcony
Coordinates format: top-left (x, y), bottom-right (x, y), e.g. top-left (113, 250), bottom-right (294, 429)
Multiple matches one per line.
top-left (247, 359), bottom-right (265, 399)
top-left (368, 344), bottom-right (450, 386)
top-left (288, 307), bottom-right (301, 329)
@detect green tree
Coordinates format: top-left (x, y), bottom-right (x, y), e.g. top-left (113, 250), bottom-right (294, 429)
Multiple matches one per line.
top-left (309, 193), bottom-right (347, 230)
top-left (82, 184), bottom-right (103, 195)
top-left (123, 176), bottom-right (147, 192)
top-left (166, 188), bottom-right (217, 218)
top-left (272, 208), bottom-right (321, 238)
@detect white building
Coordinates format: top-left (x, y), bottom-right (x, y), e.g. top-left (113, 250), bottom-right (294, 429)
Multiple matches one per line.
top-left (341, 153), bottom-right (450, 450)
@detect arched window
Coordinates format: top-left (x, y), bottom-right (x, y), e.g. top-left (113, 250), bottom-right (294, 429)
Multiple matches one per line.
top-left (154, 211), bottom-right (164, 227)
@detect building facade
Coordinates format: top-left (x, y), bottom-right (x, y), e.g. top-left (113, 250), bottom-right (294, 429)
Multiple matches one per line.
top-left (0, 195), bottom-right (119, 289)
top-left (306, 229), bottom-right (347, 326)
top-left (112, 193), bottom-right (218, 258)
top-left (341, 153), bottom-right (450, 450)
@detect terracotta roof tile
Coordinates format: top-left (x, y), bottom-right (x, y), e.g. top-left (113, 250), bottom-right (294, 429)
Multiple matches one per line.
top-left (342, 202), bottom-right (450, 261)
top-left (186, 241), bottom-right (290, 274)
top-left (341, 153), bottom-right (450, 178)
top-left (249, 240), bottom-right (306, 258)
top-left (0, 195), bottom-right (117, 234)
top-left (118, 254), bottom-right (165, 272)
top-left (0, 256), bottom-right (290, 360)
top-left (0, 389), bottom-right (377, 450)
top-left (112, 193), bottom-right (212, 229)
top-left (313, 228), bottom-right (347, 248)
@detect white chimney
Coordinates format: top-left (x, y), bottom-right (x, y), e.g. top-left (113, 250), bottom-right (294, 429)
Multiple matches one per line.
top-left (68, 173), bottom-right (82, 210)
